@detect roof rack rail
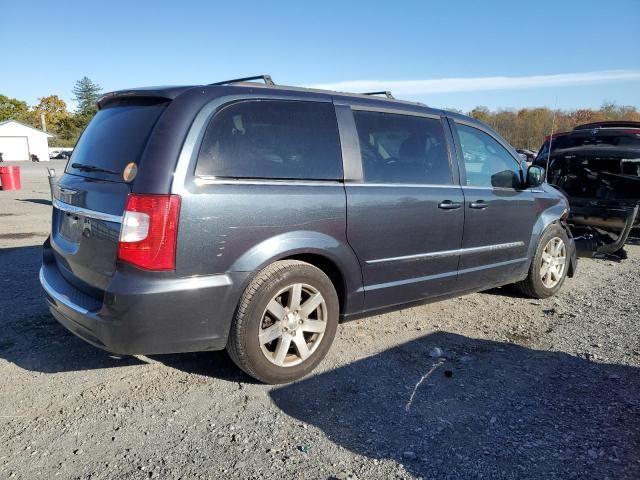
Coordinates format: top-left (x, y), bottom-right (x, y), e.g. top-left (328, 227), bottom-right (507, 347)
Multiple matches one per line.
top-left (362, 91), bottom-right (395, 99)
top-left (210, 75), bottom-right (275, 86)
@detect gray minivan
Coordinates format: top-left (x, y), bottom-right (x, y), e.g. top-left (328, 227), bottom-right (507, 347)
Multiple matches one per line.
top-left (40, 76), bottom-right (576, 383)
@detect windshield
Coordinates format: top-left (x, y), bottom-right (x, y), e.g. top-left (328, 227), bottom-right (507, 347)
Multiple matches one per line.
top-left (66, 101), bottom-right (167, 181)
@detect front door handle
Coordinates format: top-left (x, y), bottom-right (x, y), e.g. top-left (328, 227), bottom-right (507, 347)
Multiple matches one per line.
top-left (438, 200), bottom-right (463, 210)
top-left (469, 201), bottom-right (489, 210)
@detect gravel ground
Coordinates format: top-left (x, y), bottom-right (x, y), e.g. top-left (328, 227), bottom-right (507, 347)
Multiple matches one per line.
top-left (1, 161), bottom-right (639, 479)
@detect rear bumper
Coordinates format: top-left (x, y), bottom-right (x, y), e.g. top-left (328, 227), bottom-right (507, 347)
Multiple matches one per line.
top-left (569, 200), bottom-right (640, 232)
top-left (40, 250), bottom-right (249, 355)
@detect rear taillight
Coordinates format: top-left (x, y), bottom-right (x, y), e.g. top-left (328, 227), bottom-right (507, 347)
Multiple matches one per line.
top-left (117, 194), bottom-right (181, 271)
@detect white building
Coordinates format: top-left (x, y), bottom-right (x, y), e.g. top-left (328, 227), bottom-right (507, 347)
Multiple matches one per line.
top-left (0, 120), bottom-right (53, 162)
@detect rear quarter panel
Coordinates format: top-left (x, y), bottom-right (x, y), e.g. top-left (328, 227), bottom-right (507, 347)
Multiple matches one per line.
top-left (175, 182), bottom-right (364, 314)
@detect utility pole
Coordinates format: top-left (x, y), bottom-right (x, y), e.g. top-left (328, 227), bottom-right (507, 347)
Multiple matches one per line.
top-left (40, 113), bottom-right (47, 132)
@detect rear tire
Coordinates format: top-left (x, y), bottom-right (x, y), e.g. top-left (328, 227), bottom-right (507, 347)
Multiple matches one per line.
top-left (226, 260), bottom-right (339, 384)
top-left (516, 224), bottom-right (570, 299)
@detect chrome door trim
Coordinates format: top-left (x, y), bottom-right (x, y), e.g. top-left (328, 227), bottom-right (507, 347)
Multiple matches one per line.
top-left (366, 241), bottom-right (525, 265)
top-left (361, 256), bottom-right (528, 292)
top-left (52, 198), bottom-right (123, 224)
top-left (350, 104), bottom-right (441, 119)
top-left (346, 183), bottom-right (457, 189)
top-left (194, 177), bottom-right (343, 187)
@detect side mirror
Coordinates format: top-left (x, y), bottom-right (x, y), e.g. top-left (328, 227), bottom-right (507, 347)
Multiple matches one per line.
top-left (526, 165), bottom-right (545, 188)
top-left (491, 170), bottom-right (521, 188)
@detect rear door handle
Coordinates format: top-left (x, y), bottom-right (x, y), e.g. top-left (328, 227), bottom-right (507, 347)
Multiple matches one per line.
top-left (469, 201), bottom-right (489, 210)
top-left (438, 200), bottom-right (463, 210)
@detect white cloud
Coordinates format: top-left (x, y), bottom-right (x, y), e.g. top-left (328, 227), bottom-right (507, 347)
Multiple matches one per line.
top-left (307, 70), bottom-right (640, 95)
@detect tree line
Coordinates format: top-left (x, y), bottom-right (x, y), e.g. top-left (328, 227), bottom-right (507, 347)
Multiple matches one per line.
top-left (1, 79), bottom-right (639, 150)
top-left (467, 103), bottom-right (640, 151)
top-left (0, 77), bottom-right (101, 147)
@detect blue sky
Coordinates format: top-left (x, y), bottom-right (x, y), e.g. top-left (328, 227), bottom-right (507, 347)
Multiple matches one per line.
top-left (2, 0), bottom-right (639, 112)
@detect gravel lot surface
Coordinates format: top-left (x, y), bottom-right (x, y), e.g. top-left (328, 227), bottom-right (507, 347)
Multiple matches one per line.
top-left (1, 161), bottom-right (639, 479)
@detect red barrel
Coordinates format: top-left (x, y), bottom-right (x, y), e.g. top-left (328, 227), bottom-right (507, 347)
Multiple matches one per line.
top-left (0, 166), bottom-right (21, 190)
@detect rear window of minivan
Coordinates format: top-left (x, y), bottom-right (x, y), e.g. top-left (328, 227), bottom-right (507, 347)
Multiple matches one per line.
top-left (195, 100), bottom-right (343, 180)
top-left (66, 100), bottom-right (167, 181)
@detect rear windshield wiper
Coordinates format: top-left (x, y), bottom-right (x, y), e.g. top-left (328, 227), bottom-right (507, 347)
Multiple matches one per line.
top-left (71, 163), bottom-right (119, 175)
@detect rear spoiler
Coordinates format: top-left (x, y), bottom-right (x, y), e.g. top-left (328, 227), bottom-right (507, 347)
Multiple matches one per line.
top-left (97, 86), bottom-right (196, 109)
top-left (575, 121), bottom-right (640, 130)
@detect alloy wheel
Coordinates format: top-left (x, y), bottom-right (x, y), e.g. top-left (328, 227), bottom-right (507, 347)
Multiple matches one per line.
top-left (540, 237), bottom-right (567, 289)
top-left (258, 283), bottom-right (328, 367)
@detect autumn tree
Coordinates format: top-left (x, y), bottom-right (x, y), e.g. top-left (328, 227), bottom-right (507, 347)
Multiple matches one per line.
top-left (470, 106), bottom-right (491, 123)
top-left (27, 95), bottom-right (81, 147)
top-left (467, 103), bottom-right (640, 150)
top-left (31, 95), bottom-right (70, 131)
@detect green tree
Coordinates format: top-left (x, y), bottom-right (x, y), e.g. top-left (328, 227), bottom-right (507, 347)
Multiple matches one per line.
top-left (50, 114), bottom-right (81, 147)
top-left (0, 94), bottom-right (30, 123)
top-left (72, 76), bottom-right (102, 122)
top-left (31, 95), bottom-right (70, 132)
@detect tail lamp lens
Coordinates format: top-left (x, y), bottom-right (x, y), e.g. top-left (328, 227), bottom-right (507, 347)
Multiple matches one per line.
top-left (117, 194), bottom-right (181, 271)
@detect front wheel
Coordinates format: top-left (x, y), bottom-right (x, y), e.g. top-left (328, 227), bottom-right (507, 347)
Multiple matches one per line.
top-left (226, 260), bottom-right (339, 384)
top-left (516, 225), bottom-right (570, 299)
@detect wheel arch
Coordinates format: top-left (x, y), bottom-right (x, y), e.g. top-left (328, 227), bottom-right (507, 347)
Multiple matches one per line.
top-left (229, 231), bottom-right (364, 315)
top-left (524, 201), bottom-right (576, 278)
top-left (281, 253), bottom-right (346, 314)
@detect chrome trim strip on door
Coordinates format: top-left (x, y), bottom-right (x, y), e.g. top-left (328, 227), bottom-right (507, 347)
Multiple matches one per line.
top-left (193, 177), bottom-right (343, 187)
top-left (366, 241), bottom-right (525, 265)
top-left (39, 267), bottom-right (89, 315)
top-left (347, 183), bottom-right (457, 189)
top-left (362, 257), bottom-right (528, 292)
top-left (350, 104), bottom-right (441, 119)
top-left (52, 198), bottom-right (123, 223)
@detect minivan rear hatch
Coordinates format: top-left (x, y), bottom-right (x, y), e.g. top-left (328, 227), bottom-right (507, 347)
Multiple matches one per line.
top-left (51, 98), bottom-right (168, 296)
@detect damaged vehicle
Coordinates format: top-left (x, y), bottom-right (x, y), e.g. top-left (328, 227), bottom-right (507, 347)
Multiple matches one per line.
top-left (535, 121), bottom-right (640, 256)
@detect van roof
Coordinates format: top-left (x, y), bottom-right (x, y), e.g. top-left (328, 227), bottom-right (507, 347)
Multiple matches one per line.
top-left (97, 78), bottom-right (450, 115)
top-left (96, 77), bottom-right (484, 134)
top-left (94, 77), bottom-right (517, 194)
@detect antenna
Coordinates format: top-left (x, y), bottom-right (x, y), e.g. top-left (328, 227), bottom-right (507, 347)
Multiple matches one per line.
top-left (544, 100), bottom-right (558, 182)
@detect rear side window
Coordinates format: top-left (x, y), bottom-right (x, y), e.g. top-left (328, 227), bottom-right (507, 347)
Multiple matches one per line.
top-left (195, 100), bottom-right (343, 180)
top-left (66, 101), bottom-right (167, 181)
top-left (352, 110), bottom-right (451, 184)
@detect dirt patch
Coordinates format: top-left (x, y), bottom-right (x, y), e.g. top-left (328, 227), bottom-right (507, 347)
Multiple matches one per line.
top-left (0, 232), bottom-right (47, 240)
